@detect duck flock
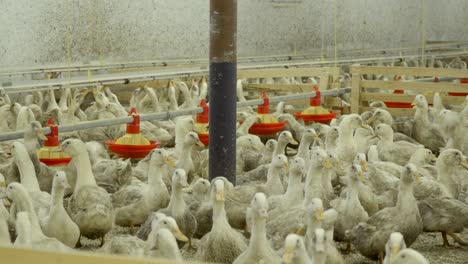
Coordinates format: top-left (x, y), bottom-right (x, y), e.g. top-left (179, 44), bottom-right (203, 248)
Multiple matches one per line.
top-left (0, 70), bottom-right (467, 264)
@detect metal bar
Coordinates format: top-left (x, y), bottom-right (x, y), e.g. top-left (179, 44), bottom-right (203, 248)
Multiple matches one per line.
top-left (1, 42), bottom-right (467, 77)
top-left (2, 50), bottom-right (467, 93)
top-left (0, 88), bottom-right (351, 142)
top-left (209, 0), bottom-right (237, 183)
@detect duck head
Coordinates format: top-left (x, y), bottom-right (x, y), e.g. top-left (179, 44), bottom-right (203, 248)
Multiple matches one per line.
top-left (401, 163), bottom-right (421, 184)
top-left (310, 148), bottom-right (332, 169)
top-left (172, 169), bottom-right (189, 190)
top-left (150, 148), bottom-right (175, 167)
top-left (278, 131), bottom-right (298, 145)
top-left (237, 135), bottom-right (263, 151)
top-left (353, 153), bottom-right (368, 172)
top-left (25, 121), bottom-right (47, 141)
top-left (153, 215), bottom-right (188, 242)
top-left (251, 192), bottom-right (268, 219)
top-left (61, 138), bottom-right (87, 157)
top-left (349, 163), bottom-right (366, 184)
top-left (184, 131), bottom-right (203, 147)
top-left (271, 154), bottom-right (289, 170)
top-left (53, 171), bottom-right (70, 190)
top-left (385, 232), bottom-right (407, 259)
top-left (411, 94), bottom-right (428, 108)
top-left (264, 139), bottom-right (277, 152)
top-left (211, 178), bottom-right (225, 202)
top-left (437, 149), bottom-right (468, 169)
top-left (290, 157), bottom-right (306, 177)
top-left (283, 234), bottom-right (308, 264)
top-left (373, 123), bottom-right (393, 140)
top-left (311, 228), bottom-right (327, 253)
top-left (308, 198), bottom-right (324, 221)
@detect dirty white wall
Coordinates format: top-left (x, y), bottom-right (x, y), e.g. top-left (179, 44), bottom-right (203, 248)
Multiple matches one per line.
top-left (0, 0), bottom-right (467, 67)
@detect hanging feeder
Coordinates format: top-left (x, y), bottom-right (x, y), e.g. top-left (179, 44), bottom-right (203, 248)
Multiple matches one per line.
top-left (194, 99), bottom-right (209, 146)
top-left (248, 92), bottom-right (285, 135)
top-left (38, 118), bottom-right (72, 166)
top-left (293, 86), bottom-right (336, 124)
top-left (448, 78), bottom-right (468, 96)
top-left (384, 76), bottom-right (412, 108)
top-left (106, 108), bottom-right (159, 159)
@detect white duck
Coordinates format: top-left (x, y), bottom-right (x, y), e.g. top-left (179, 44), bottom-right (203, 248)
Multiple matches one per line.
top-left (112, 149), bottom-right (172, 233)
top-left (268, 157), bottom-right (305, 211)
top-left (412, 94), bottom-right (446, 154)
top-left (15, 211), bottom-right (70, 252)
top-left (61, 138), bottom-right (114, 247)
top-left (233, 192), bottom-right (281, 264)
top-left (384, 232), bottom-right (428, 264)
top-left (375, 124), bottom-right (422, 166)
top-left (336, 114), bottom-right (368, 163)
top-left (282, 234), bottom-right (312, 264)
top-left (195, 178), bottom-right (247, 263)
top-left (42, 171), bottom-right (80, 248)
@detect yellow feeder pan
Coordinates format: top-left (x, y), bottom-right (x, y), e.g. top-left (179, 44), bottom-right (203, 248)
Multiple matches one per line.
top-left (106, 107), bottom-right (159, 159)
top-left (38, 118), bottom-right (72, 166)
top-left (249, 92), bottom-right (286, 135)
top-left (293, 86), bottom-right (336, 124)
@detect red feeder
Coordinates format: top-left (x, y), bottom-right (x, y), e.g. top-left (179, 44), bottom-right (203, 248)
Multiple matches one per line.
top-left (106, 108), bottom-right (159, 159)
top-left (249, 92), bottom-right (285, 135)
top-left (194, 99), bottom-right (209, 146)
top-left (449, 78), bottom-right (468, 96)
top-left (293, 86), bottom-right (337, 124)
top-left (384, 76), bottom-right (412, 108)
top-left (38, 118), bottom-right (72, 166)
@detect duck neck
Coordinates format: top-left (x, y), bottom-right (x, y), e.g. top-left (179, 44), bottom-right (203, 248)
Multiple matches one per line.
top-left (250, 216), bottom-right (268, 251)
top-left (437, 164), bottom-right (456, 198)
top-left (274, 140), bottom-right (289, 156)
top-left (212, 200), bottom-right (229, 228)
top-left (168, 187), bottom-right (185, 216)
top-left (73, 152), bottom-right (97, 192)
top-left (306, 217), bottom-right (322, 238)
top-left (338, 123), bottom-right (353, 145)
top-left (396, 182), bottom-right (415, 210)
top-left (284, 172), bottom-right (303, 203)
top-left (147, 162), bottom-right (166, 193)
top-left (266, 165), bottom-right (284, 193)
top-left (179, 142), bottom-right (194, 163)
top-left (297, 138), bottom-right (312, 159)
top-left (305, 164), bottom-right (323, 203)
top-left (51, 185), bottom-right (65, 207)
top-left (15, 153), bottom-right (40, 192)
top-left (347, 181), bottom-right (360, 203)
top-left (415, 105), bottom-right (429, 125)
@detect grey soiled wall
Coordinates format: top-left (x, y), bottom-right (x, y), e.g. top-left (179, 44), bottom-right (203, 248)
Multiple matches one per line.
top-left (0, 0), bottom-right (467, 68)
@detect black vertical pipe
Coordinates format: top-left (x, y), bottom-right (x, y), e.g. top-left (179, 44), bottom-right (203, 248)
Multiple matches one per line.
top-left (209, 0), bottom-right (237, 184)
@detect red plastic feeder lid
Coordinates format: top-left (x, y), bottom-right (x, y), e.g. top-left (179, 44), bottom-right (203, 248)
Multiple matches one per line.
top-left (39, 157), bottom-right (72, 167)
top-left (249, 122), bottom-right (285, 135)
top-left (293, 112), bottom-right (337, 125)
top-left (105, 140), bottom-right (160, 159)
top-left (44, 118), bottom-right (60, 147)
top-left (198, 133), bottom-right (209, 146)
top-left (196, 99), bottom-right (209, 123)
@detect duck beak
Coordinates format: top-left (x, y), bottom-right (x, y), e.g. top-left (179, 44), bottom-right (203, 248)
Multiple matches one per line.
top-left (316, 207), bottom-right (324, 220)
top-left (172, 227), bottom-right (189, 242)
top-left (411, 100), bottom-right (417, 106)
top-left (370, 134), bottom-right (381, 139)
top-left (215, 189), bottom-right (225, 202)
top-left (391, 244), bottom-right (400, 257)
top-left (282, 247), bottom-right (294, 264)
top-left (0, 181), bottom-right (6, 189)
top-left (37, 128), bottom-right (48, 141)
top-left (164, 157), bottom-right (176, 167)
top-left (322, 158), bottom-right (332, 169)
top-left (366, 116), bottom-right (376, 125)
top-left (283, 161), bottom-right (289, 170)
top-left (461, 160), bottom-right (468, 169)
top-left (414, 173), bottom-right (421, 184)
top-left (357, 171), bottom-right (366, 182)
top-left (360, 160), bottom-right (368, 172)
top-left (360, 124), bottom-right (372, 130)
top-left (289, 137), bottom-right (299, 145)
top-left (196, 140), bottom-right (204, 147)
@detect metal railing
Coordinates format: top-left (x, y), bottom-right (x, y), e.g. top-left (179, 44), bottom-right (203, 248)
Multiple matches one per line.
top-left (0, 88), bottom-right (350, 142)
